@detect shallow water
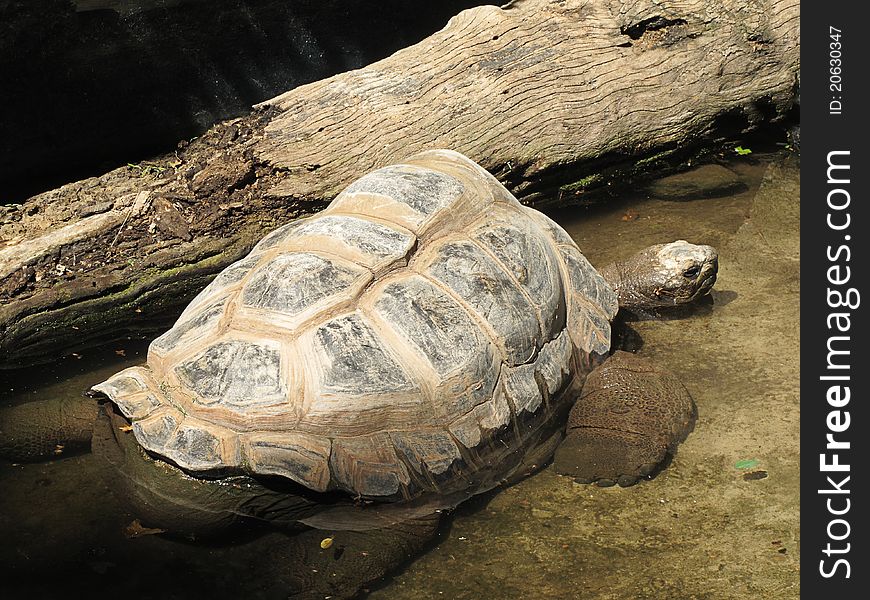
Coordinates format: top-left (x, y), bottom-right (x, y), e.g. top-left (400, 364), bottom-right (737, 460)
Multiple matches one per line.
top-left (0, 152), bottom-right (800, 598)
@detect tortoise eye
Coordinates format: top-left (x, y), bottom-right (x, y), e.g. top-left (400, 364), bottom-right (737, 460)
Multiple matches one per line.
top-left (683, 265), bottom-right (701, 278)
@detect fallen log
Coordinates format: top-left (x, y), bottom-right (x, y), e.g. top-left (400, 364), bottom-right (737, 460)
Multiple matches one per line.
top-left (0, 0), bottom-right (799, 368)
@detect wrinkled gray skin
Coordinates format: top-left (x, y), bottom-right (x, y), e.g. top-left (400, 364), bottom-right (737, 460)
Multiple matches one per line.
top-left (599, 241), bottom-right (718, 309)
top-left (0, 241), bottom-right (717, 599)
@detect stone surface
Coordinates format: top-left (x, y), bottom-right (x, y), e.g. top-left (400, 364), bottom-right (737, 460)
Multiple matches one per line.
top-left (646, 164), bottom-right (746, 200)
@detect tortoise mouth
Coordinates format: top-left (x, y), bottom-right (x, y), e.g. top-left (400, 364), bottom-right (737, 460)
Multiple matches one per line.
top-left (683, 251), bottom-right (719, 301)
top-left (666, 260), bottom-right (718, 305)
top-left (692, 268), bottom-right (717, 300)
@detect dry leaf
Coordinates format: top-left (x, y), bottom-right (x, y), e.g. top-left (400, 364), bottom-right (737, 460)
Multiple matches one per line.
top-left (123, 519), bottom-right (167, 539)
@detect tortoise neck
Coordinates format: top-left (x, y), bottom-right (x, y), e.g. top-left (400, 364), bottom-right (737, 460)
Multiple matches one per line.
top-left (599, 259), bottom-right (653, 310)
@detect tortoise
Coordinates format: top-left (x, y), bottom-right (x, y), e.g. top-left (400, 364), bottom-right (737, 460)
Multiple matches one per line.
top-left (0, 149), bottom-right (718, 597)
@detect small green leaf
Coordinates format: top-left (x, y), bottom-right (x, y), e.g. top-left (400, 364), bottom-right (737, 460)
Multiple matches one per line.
top-left (735, 458), bottom-right (760, 470)
top-left (734, 146), bottom-right (753, 156)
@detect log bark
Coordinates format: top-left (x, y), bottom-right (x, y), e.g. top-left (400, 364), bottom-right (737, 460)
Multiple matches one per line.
top-left (0, 0), bottom-right (799, 368)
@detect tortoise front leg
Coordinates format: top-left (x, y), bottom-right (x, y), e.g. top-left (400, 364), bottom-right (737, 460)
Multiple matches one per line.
top-left (552, 351), bottom-right (696, 487)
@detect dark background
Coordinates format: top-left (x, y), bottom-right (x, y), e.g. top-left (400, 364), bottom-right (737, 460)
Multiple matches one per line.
top-left (0, 0), bottom-right (488, 202)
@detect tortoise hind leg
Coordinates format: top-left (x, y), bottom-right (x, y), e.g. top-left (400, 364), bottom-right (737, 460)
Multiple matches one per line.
top-left (552, 351), bottom-right (696, 487)
top-left (286, 513), bottom-right (441, 599)
top-left (0, 395), bottom-right (99, 461)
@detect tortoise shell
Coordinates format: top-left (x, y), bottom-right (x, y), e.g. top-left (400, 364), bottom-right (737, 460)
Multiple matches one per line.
top-left (95, 150), bottom-right (618, 501)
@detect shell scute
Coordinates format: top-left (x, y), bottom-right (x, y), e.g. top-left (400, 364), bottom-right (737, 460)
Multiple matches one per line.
top-left (343, 165), bottom-right (464, 225)
top-left (447, 384), bottom-right (513, 451)
top-left (243, 432), bottom-right (332, 491)
top-left (370, 274), bottom-right (500, 416)
top-left (329, 435), bottom-right (411, 497)
top-left (425, 240), bottom-right (540, 366)
top-left (472, 207), bottom-right (566, 342)
top-left (558, 245), bottom-right (618, 355)
top-left (390, 430), bottom-right (465, 489)
top-left (162, 421), bottom-right (225, 471)
top-left (92, 367), bottom-right (160, 420)
top-left (313, 312), bottom-right (415, 397)
top-left (150, 298), bottom-right (225, 358)
top-left (251, 220), bottom-right (306, 254)
top-left (178, 253), bottom-right (261, 321)
top-left (241, 252), bottom-right (369, 320)
top-left (534, 329), bottom-right (573, 398)
top-left (372, 275), bottom-right (484, 378)
top-left (503, 363), bottom-right (542, 417)
top-left (132, 406), bottom-right (182, 452)
top-left (559, 245), bottom-right (618, 319)
top-left (174, 340), bottom-right (286, 408)
top-left (289, 215), bottom-right (415, 270)
top-left (522, 206), bottom-right (575, 246)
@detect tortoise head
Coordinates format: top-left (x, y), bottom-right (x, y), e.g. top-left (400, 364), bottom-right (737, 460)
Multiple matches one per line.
top-left (600, 241), bottom-right (718, 310)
